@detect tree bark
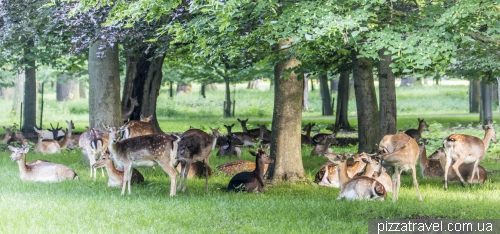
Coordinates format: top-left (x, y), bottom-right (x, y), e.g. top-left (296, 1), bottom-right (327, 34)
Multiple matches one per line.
top-left (480, 78), bottom-right (493, 124)
top-left (56, 74), bottom-right (78, 101)
top-left (267, 39), bottom-right (307, 184)
top-left (352, 50), bottom-right (379, 153)
top-left (470, 79), bottom-right (480, 113)
top-left (79, 82), bottom-right (87, 99)
top-left (330, 78), bottom-right (339, 92)
top-left (319, 72), bottom-right (333, 115)
top-left (335, 69), bottom-right (351, 130)
top-left (378, 48), bottom-right (397, 139)
top-left (223, 71), bottom-right (232, 117)
top-left (22, 39), bottom-right (37, 136)
top-left (122, 47), bottom-right (166, 132)
top-left (88, 41), bottom-right (121, 128)
top-left (12, 72), bottom-right (25, 116)
top-left (302, 74), bottom-right (309, 112)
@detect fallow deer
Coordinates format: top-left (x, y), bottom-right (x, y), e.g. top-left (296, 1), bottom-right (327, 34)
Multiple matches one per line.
top-left (8, 130), bottom-right (28, 146)
top-left (93, 152), bottom-right (144, 187)
top-left (121, 115), bottom-right (155, 139)
top-left (418, 139), bottom-right (444, 178)
top-left (1, 126), bottom-right (12, 144)
top-left (175, 128), bottom-right (220, 192)
top-left (56, 128), bottom-right (72, 149)
top-left (310, 134), bottom-right (338, 156)
top-left (79, 128), bottom-right (108, 180)
top-left (43, 122), bottom-right (64, 140)
top-left (106, 125), bottom-right (180, 196)
top-left (324, 153), bottom-right (386, 201)
top-left (33, 127), bottom-right (61, 154)
top-left (224, 123), bottom-right (257, 147)
top-left (217, 160), bottom-right (269, 176)
top-left (377, 133), bottom-right (422, 202)
top-left (442, 122), bottom-right (496, 189)
top-left (258, 124), bottom-right (272, 145)
top-left (8, 145), bottom-right (78, 182)
top-left (404, 118), bottom-right (429, 142)
top-left (355, 154), bottom-right (393, 193)
top-left (428, 147), bottom-right (487, 184)
top-left (237, 118), bottom-right (260, 138)
top-left (301, 123), bottom-right (315, 146)
top-left (227, 146), bottom-right (274, 193)
top-left (314, 153), bottom-right (368, 187)
top-left (175, 161), bottom-right (214, 179)
top-left (121, 96), bottom-right (139, 123)
top-left (217, 134), bottom-right (243, 158)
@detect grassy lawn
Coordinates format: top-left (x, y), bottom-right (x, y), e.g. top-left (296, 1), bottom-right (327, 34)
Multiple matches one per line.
top-left (1, 79), bottom-right (500, 233)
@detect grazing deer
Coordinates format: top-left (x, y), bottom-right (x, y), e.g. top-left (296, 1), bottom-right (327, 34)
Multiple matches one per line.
top-left (175, 128), bottom-right (220, 192)
top-left (217, 160), bottom-right (269, 176)
top-left (175, 161), bottom-right (214, 179)
top-left (121, 115), bottom-right (156, 139)
top-left (310, 134), bottom-right (338, 156)
top-left (442, 122), bottom-right (496, 189)
top-left (428, 147), bottom-right (487, 184)
top-left (217, 134), bottom-right (243, 158)
top-left (8, 145), bottom-right (78, 182)
top-left (377, 133), bottom-right (422, 202)
top-left (79, 128), bottom-right (108, 180)
top-left (1, 126), bottom-right (12, 144)
top-left (107, 125), bottom-right (180, 196)
top-left (224, 123), bottom-right (257, 147)
top-left (93, 153), bottom-right (144, 187)
top-left (33, 127), bottom-right (61, 154)
top-left (227, 146), bottom-right (274, 192)
top-left (404, 118), bottom-right (429, 142)
top-left (301, 123), bottom-right (315, 146)
top-left (237, 118), bottom-right (261, 138)
top-left (121, 96), bottom-right (139, 123)
top-left (324, 153), bottom-right (386, 201)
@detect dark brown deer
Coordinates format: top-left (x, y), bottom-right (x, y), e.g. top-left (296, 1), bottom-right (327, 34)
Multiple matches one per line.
top-left (8, 145), bottom-right (78, 182)
top-left (377, 133), bottom-right (422, 202)
top-left (301, 123), bottom-right (315, 146)
top-left (404, 118), bottom-right (429, 142)
top-left (441, 122), bottom-right (496, 189)
top-left (121, 96), bottom-right (139, 123)
top-left (93, 152), bottom-right (144, 187)
top-left (121, 115), bottom-right (156, 139)
top-left (237, 118), bottom-right (260, 138)
top-left (107, 125), bottom-right (180, 196)
top-left (310, 133), bottom-right (338, 156)
top-left (257, 124), bottom-right (272, 145)
top-left (227, 146), bottom-right (274, 192)
top-left (224, 123), bottom-right (257, 147)
top-left (428, 147), bottom-right (487, 184)
top-left (175, 128), bottom-right (220, 192)
top-left (217, 160), bottom-right (269, 176)
top-left (324, 153), bottom-right (386, 201)
top-left (43, 122), bottom-right (64, 140)
top-left (216, 134), bottom-right (243, 158)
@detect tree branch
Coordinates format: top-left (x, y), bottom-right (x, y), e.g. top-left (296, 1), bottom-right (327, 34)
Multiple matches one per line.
top-left (468, 32), bottom-right (500, 45)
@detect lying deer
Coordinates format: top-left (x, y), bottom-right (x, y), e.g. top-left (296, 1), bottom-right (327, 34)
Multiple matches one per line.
top-left (404, 118), bottom-right (429, 142)
top-left (107, 125), bottom-right (180, 196)
top-left (428, 147), bottom-right (487, 184)
top-left (122, 96), bottom-right (139, 123)
top-left (301, 123), bottom-right (315, 146)
top-left (257, 124), bottom-right (272, 145)
top-left (1, 126), bottom-right (12, 144)
top-left (33, 127), bottom-right (61, 154)
top-left (8, 145), bottom-right (78, 182)
top-left (324, 153), bottom-right (386, 201)
top-left (224, 123), bottom-right (257, 147)
top-left (237, 118), bottom-right (260, 138)
top-left (377, 133), bottom-right (422, 202)
top-left (217, 134), bottom-right (243, 158)
top-left (227, 146), bottom-right (274, 193)
top-left (315, 153), bottom-right (368, 187)
top-left (57, 128), bottom-right (72, 149)
top-left (310, 133), bottom-right (338, 156)
top-left (355, 154), bottom-right (392, 193)
top-left (441, 122), bottom-right (496, 190)
top-left (7, 130), bottom-right (28, 146)
top-left (217, 160), bottom-right (269, 176)
top-left (121, 115), bottom-right (156, 139)
top-left (93, 153), bottom-right (144, 187)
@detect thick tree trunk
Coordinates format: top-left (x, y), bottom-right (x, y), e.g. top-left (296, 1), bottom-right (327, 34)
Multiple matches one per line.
top-left (352, 50), bottom-right (379, 153)
top-left (122, 48), bottom-right (166, 132)
top-left (267, 40), bottom-right (307, 184)
top-left (378, 48), bottom-right (397, 139)
top-left (480, 78), bottom-right (493, 124)
top-left (223, 73), bottom-right (232, 117)
top-left (319, 72), bottom-right (333, 115)
top-left (470, 79), bottom-right (480, 113)
top-left (56, 74), bottom-right (78, 101)
top-left (335, 69), bottom-right (351, 130)
top-left (22, 39), bottom-right (37, 136)
top-left (303, 74), bottom-right (309, 112)
top-left (88, 41), bottom-right (121, 128)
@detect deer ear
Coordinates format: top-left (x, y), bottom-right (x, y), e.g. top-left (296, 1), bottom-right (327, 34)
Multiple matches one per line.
top-left (249, 151), bottom-right (257, 157)
top-left (22, 146), bottom-right (30, 153)
top-left (8, 145), bottom-right (16, 152)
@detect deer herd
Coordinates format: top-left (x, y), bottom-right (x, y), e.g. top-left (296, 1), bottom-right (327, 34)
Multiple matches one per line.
top-left (1, 115), bottom-right (497, 201)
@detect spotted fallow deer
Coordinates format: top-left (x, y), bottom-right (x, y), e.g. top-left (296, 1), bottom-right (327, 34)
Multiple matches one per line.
top-left (217, 160), bottom-right (269, 176)
top-left (404, 118), bottom-right (429, 142)
top-left (237, 118), bottom-right (260, 138)
top-left (1, 126), bottom-right (12, 144)
top-left (106, 125), bottom-right (180, 196)
top-left (93, 152), bottom-right (144, 187)
top-left (121, 96), bottom-right (139, 123)
top-left (8, 145), bottom-right (78, 182)
top-left (428, 147), bottom-right (487, 184)
top-left (79, 128), bottom-right (108, 180)
top-left (121, 115), bottom-right (156, 139)
top-left (56, 128), bottom-right (72, 149)
top-left (227, 146), bottom-right (274, 193)
top-left (33, 127), bottom-right (61, 154)
top-left (441, 122), bottom-right (496, 190)
top-left (324, 153), bottom-right (386, 201)
top-left (314, 153), bottom-right (368, 187)
top-left (377, 133), bottom-right (422, 202)
top-left (175, 128), bottom-right (220, 192)
top-left (355, 154), bottom-right (393, 193)
top-left (310, 133), bottom-right (338, 157)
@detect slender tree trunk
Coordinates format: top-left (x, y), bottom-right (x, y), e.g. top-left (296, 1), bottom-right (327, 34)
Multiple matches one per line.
top-left (12, 72), bottom-right (25, 116)
top-left (267, 39), bottom-right (307, 184)
top-left (22, 39), bottom-right (37, 136)
top-left (352, 50), bottom-right (379, 153)
top-left (480, 78), bottom-right (493, 124)
top-left (79, 82), bottom-right (87, 99)
top-left (335, 69), bottom-right (351, 130)
top-left (223, 72), bottom-right (232, 117)
top-left (169, 81), bottom-right (174, 98)
top-left (470, 79), bottom-right (480, 113)
top-left (378, 48), bottom-right (397, 139)
top-left (319, 72), bottom-right (333, 115)
top-left (303, 74), bottom-right (309, 112)
top-left (201, 84), bottom-right (206, 98)
top-left (88, 41), bottom-right (121, 128)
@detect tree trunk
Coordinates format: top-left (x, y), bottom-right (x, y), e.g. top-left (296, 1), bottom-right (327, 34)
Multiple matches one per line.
top-left (470, 79), bottom-right (480, 113)
top-left (88, 41), bottom-right (121, 128)
top-left (267, 39), bottom-right (307, 184)
top-left (319, 72), bottom-right (333, 115)
top-left (56, 74), bottom-right (78, 101)
top-left (335, 69), bottom-right (351, 130)
top-left (330, 78), bottom-right (339, 92)
top-left (22, 39), bottom-right (37, 136)
top-left (12, 72), bottom-right (25, 116)
top-left (223, 72), bottom-right (232, 117)
top-left (480, 78), bottom-right (493, 124)
top-left (122, 47), bottom-right (166, 132)
top-left (201, 84), bottom-right (206, 98)
top-left (169, 81), bottom-right (174, 98)
top-left (79, 82), bottom-right (87, 99)
top-left (352, 50), bottom-right (379, 153)
top-left (378, 48), bottom-right (397, 139)
top-left (302, 74), bottom-right (309, 112)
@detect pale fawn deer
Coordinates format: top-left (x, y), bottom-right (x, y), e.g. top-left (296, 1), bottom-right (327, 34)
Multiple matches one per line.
top-left (227, 146), bottom-right (274, 193)
top-left (120, 115), bottom-right (156, 139)
top-left (33, 127), bottom-right (61, 154)
top-left (79, 128), bottom-right (108, 180)
top-left (428, 147), bottom-right (487, 184)
top-left (93, 152), bottom-right (144, 187)
top-left (1, 126), bottom-right (12, 144)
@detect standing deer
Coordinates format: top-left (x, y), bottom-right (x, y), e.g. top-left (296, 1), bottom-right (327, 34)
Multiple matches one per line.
top-left (121, 115), bottom-right (155, 139)
top-left (237, 118), bottom-right (260, 138)
top-left (1, 126), bottom-right (12, 144)
top-left (79, 128), bottom-right (108, 180)
top-left (442, 122), bottom-right (496, 189)
top-left (227, 146), bottom-right (274, 192)
top-left (106, 125), bottom-right (180, 196)
top-left (93, 153), bottom-right (144, 187)
top-left (8, 145), bottom-right (78, 182)
top-left (404, 118), bottom-right (429, 142)
top-left (377, 133), bottom-right (422, 202)
top-left (324, 153), bottom-right (386, 201)
top-left (224, 123), bottom-right (257, 147)
top-left (310, 134), bottom-right (338, 156)
top-left (175, 128), bottom-right (220, 192)
top-left (429, 147), bottom-right (487, 184)
top-left (121, 96), bottom-right (139, 123)
top-left (33, 127), bottom-right (61, 154)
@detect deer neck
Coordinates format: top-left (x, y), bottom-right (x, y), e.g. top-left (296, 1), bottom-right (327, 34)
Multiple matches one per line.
top-left (348, 161), bottom-right (366, 177)
top-left (1, 132), bottom-right (10, 142)
top-left (482, 130), bottom-right (494, 151)
top-left (211, 136), bottom-right (218, 151)
top-left (320, 143), bottom-right (332, 155)
top-left (105, 160), bottom-right (122, 179)
top-left (17, 154), bottom-right (29, 175)
top-left (254, 158), bottom-right (266, 179)
top-left (240, 122), bottom-right (249, 133)
top-left (417, 123), bottom-right (425, 133)
top-left (419, 145), bottom-right (429, 170)
top-left (362, 163), bottom-right (377, 177)
top-left (335, 161), bottom-right (350, 189)
top-left (59, 131), bottom-right (72, 147)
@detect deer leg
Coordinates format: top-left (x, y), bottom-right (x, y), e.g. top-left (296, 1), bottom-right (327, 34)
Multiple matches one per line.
top-left (121, 164), bottom-right (132, 195)
top-left (471, 161), bottom-right (480, 186)
top-left (157, 160), bottom-right (178, 197)
top-left (411, 165), bottom-right (423, 202)
top-left (182, 161), bottom-right (191, 192)
top-left (176, 160), bottom-right (186, 191)
top-left (451, 158), bottom-right (466, 187)
top-left (443, 153), bottom-right (452, 190)
top-left (391, 167), bottom-right (400, 202)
